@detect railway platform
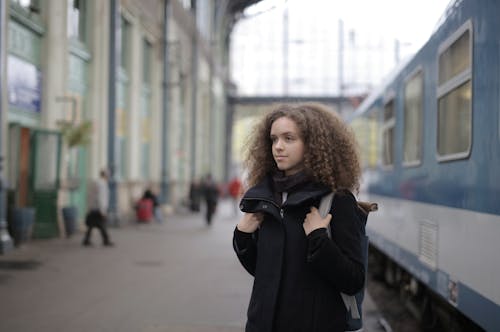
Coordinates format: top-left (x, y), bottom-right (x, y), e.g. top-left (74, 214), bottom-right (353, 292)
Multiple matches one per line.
top-left (0, 199), bottom-right (388, 332)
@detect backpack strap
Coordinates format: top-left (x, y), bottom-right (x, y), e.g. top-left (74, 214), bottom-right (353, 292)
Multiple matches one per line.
top-left (319, 192), bottom-right (364, 329)
top-left (318, 192), bottom-right (335, 237)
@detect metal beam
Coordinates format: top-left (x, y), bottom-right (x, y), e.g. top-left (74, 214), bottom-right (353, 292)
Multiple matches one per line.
top-left (228, 96), bottom-right (349, 106)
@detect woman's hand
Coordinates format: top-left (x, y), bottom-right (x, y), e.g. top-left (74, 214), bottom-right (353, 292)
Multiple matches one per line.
top-left (237, 213), bottom-right (263, 233)
top-left (303, 207), bottom-right (332, 236)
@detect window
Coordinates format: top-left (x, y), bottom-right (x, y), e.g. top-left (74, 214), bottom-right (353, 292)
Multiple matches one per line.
top-left (120, 16), bottom-right (130, 70)
top-left (382, 99), bottom-right (395, 167)
top-left (11, 0), bottom-right (39, 11)
top-left (142, 39), bottom-right (152, 84)
top-left (352, 108), bottom-right (380, 169)
top-left (403, 70), bottom-right (423, 165)
top-left (141, 38), bottom-right (152, 179)
top-left (437, 21), bottom-right (472, 160)
top-left (10, 0), bottom-right (41, 23)
top-left (368, 110), bottom-right (380, 168)
top-left (180, 0), bottom-right (192, 9)
top-left (67, 0), bottom-right (86, 42)
top-left (351, 118), bottom-right (369, 168)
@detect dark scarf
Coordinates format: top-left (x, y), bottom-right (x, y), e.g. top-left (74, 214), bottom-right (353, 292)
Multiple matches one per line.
top-left (272, 171), bottom-right (312, 203)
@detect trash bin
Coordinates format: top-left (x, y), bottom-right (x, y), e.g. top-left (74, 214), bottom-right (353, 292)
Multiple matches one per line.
top-left (62, 206), bottom-right (78, 237)
top-left (11, 207), bottom-right (35, 246)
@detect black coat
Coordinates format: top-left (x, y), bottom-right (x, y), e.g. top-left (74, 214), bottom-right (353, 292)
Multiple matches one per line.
top-left (233, 175), bottom-right (365, 332)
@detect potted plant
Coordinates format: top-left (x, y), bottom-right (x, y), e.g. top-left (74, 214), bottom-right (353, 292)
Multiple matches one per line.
top-left (58, 120), bottom-right (93, 237)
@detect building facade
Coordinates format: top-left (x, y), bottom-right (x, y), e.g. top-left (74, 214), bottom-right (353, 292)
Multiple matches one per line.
top-left (1, 0), bottom-right (237, 242)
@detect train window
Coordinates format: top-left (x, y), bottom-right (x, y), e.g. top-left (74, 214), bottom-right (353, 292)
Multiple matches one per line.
top-left (437, 21), bottom-right (472, 160)
top-left (352, 109), bottom-right (380, 169)
top-left (351, 118), bottom-right (370, 168)
top-left (438, 31), bottom-right (470, 85)
top-left (438, 81), bottom-right (472, 155)
top-left (382, 100), bottom-right (395, 167)
top-left (368, 111), bottom-right (380, 168)
top-left (384, 102), bottom-right (394, 120)
top-left (403, 70), bottom-right (423, 166)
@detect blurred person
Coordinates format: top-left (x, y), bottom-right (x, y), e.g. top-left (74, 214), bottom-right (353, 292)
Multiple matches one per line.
top-left (233, 103), bottom-right (365, 332)
top-left (189, 179), bottom-right (202, 212)
top-left (135, 190), bottom-right (155, 223)
top-left (83, 169), bottom-right (114, 247)
top-left (228, 176), bottom-right (243, 215)
top-left (143, 189), bottom-right (163, 223)
top-left (202, 174), bottom-right (219, 226)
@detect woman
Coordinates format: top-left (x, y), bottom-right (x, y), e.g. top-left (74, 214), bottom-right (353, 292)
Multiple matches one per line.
top-left (233, 103), bottom-right (365, 332)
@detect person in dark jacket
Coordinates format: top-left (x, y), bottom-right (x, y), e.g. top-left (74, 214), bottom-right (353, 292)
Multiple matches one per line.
top-left (189, 179), bottom-right (202, 212)
top-left (143, 189), bottom-right (163, 223)
top-left (233, 103), bottom-right (365, 332)
top-left (202, 174), bottom-right (219, 225)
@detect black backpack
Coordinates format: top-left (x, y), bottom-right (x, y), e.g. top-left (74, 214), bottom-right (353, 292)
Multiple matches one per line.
top-left (319, 192), bottom-right (377, 332)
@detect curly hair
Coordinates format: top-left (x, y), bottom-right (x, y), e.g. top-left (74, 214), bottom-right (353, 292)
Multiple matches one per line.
top-left (243, 102), bottom-right (361, 192)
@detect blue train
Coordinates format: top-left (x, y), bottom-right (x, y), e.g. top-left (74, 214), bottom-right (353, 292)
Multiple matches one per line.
top-left (348, 0), bottom-right (499, 330)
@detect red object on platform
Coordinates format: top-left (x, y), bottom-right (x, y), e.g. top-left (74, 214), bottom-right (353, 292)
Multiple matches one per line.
top-left (228, 178), bottom-right (242, 198)
top-left (137, 198), bottom-right (154, 222)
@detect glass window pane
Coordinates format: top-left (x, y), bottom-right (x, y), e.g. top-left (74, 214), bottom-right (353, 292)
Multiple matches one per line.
top-left (13, 0), bottom-right (33, 9)
top-left (368, 111), bottom-right (380, 168)
top-left (383, 127), bottom-right (394, 166)
top-left (141, 143), bottom-right (150, 180)
top-left (67, 0), bottom-right (85, 41)
top-left (437, 81), bottom-right (471, 155)
top-left (404, 72), bottom-right (423, 163)
top-left (120, 17), bottom-right (130, 70)
top-left (384, 100), bottom-right (394, 120)
top-left (35, 133), bottom-right (59, 190)
top-left (383, 101), bottom-right (395, 166)
top-left (143, 39), bottom-right (152, 84)
top-left (351, 118), bottom-right (369, 168)
top-left (439, 30), bottom-right (470, 84)
top-left (116, 137), bottom-right (127, 179)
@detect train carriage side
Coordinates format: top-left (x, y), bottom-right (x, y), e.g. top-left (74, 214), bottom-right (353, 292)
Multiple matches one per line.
top-left (351, 1), bottom-right (500, 330)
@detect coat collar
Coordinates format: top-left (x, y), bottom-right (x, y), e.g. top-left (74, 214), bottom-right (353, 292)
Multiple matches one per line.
top-left (243, 174), bottom-right (331, 207)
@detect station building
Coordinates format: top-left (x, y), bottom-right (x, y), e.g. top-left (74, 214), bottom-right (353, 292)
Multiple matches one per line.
top-left (1, 0), bottom-right (254, 241)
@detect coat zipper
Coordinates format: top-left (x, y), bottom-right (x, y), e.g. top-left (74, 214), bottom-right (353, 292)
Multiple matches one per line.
top-left (242, 197), bottom-right (284, 220)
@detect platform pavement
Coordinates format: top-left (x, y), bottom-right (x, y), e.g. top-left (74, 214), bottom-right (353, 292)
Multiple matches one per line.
top-left (0, 199), bottom-right (386, 332)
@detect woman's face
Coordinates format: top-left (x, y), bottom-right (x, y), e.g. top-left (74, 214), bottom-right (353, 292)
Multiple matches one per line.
top-left (270, 116), bottom-right (305, 176)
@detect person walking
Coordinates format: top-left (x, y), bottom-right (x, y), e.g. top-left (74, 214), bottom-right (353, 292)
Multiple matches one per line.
top-left (202, 174), bottom-right (219, 226)
top-left (232, 103), bottom-right (365, 332)
top-left (82, 169), bottom-right (114, 247)
top-left (188, 179), bottom-right (202, 212)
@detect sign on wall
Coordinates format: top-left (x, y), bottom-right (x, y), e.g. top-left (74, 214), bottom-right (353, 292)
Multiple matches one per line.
top-left (8, 55), bottom-right (42, 113)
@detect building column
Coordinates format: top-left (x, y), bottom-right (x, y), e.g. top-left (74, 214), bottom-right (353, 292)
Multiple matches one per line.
top-left (0, 0), bottom-right (13, 254)
top-left (40, 0), bottom-right (68, 128)
top-left (126, 14), bottom-right (141, 181)
top-left (87, 0), bottom-right (110, 178)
